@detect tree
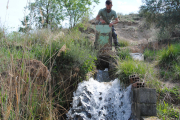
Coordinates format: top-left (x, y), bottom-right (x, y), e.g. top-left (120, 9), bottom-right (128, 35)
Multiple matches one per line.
top-left (20, 0), bottom-right (64, 30)
top-left (19, 0), bottom-right (99, 31)
top-left (55, 0), bottom-right (99, 28)
top-left (19, 16), bottom-right (32, 32)
top-left (140, 0), bottom-right (180, 28)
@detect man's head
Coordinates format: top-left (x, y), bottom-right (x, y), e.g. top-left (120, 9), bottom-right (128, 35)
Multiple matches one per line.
top-left (105, 0), bottom-right (112, 12)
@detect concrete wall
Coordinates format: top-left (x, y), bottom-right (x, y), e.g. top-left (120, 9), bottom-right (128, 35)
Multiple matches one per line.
top-left (132, 88), bottom-right (157, 120)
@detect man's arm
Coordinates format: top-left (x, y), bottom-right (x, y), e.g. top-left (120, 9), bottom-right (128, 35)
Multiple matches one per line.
top-left (96, 15), bottom-right (106, 24)
top-left (109, 17), bottom-right (119, 27)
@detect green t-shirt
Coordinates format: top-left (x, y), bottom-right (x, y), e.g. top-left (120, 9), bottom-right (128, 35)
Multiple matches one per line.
top-left (98, 8), bottom-right (117, 24)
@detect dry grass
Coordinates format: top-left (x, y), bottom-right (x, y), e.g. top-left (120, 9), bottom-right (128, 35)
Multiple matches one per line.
top-left (0, 28), bottom-right (97, 119)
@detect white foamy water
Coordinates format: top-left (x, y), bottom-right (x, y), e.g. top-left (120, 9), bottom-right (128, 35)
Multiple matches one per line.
top-left (67, 78), bottom-right (132, 120)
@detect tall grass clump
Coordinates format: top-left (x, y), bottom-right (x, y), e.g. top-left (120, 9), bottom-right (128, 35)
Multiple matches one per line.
top-left (144, 49), bottom-right (158, 61)
top-left (118, 39), bottom-right (129, 47)
top-left (0, 28), bottom-right (97, 119)
top-left (158, 44), bottom-right (180, 66)
top-left (157, 43), bottom-right (180, 80)
top-left (115, 51), bottom-right (160, 88)
top-left (116, 49), bottom-right (131, 60)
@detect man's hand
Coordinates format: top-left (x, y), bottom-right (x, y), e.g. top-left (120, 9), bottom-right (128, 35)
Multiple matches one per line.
top-left (96, 15), bottom-right (106, 24)
top-left (109, 23), bottom-right (113, 27)
top-left (100, 19), bottom-right (106, 24)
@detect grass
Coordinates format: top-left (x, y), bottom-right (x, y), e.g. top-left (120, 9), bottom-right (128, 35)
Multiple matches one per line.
top-left (157, 43), bottom-right (180, 80)
top-left (157, 101), bottom-right (179, 120)
top-left (144, 49), bottom-right (158, 61)
top-left (118, 39), bottom-right (129, 47)
top-left (0, 28), bottom-right (97, 119)
top-left (157, 86), bottom-right (180, 104)
top-left (157, 44), bottom-right (180, 67)
top-left (143, 43), bottom-right (180, 81)
top-left (115, 50), bottom-right (161, 88)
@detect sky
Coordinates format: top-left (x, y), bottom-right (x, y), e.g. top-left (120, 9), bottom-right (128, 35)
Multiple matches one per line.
top-left (0, 0), bottom-right (143, 32)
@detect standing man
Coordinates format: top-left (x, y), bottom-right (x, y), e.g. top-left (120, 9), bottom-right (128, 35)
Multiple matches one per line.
top-left (96, 0), bottom-right (119, 48)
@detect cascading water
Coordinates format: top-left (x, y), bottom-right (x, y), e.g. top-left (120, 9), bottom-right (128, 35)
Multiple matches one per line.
top-left (67, 70), bottom-right (133, 120)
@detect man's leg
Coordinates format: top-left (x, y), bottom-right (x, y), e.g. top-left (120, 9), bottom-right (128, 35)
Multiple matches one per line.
top-left (112, 26), bottom-right (119, 47)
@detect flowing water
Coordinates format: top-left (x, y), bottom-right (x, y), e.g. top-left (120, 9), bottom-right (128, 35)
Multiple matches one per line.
top-left (67, 70), bottom-right (132, 120)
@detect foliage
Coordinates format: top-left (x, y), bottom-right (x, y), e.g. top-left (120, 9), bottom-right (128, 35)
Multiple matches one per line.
top-left (19, 0), bottom-right (64, 31)
top-left (19, 0), bottom-right (99, 31)
top-left (118, 39), bottom-right (129, 47)
top-left (140, 0), bottom-right (180, 29)
top-left (60, 0), bottom-right (99, 28)
top-left (116, 49), bottom-right (131, 60)
top-left (157, 101), bottom-right (179, 119)
top-left (115, 57), bottom-right (156, 85)
top-left (158, 86), bottom-right (180, 104)
top-left (157, 43), bottom-right (180, 80)
top-left (0, 28), bottom-right (97, 119)
top-left (158, 44), bottom-right (180, 66)
top-left (144, 49), bottom-right (158, 61)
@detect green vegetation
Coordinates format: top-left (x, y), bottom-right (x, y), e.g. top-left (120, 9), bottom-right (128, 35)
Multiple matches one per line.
top-left (144, 49), bottom-right (158, 61)
top-left (158, 86), bottom-right (180, 104)
top-left (0, 28), bottom-right (97, 119)
top-left (115, 50), bottom-right (159, 87)
top-left (140, 0), bottom-right (180, 29)
top-left (20, 0), bottom-right (99, 31)
top-left (116, 49), bottom-right (131, 60)
top-left (118, 39), bottom-right (129, 47)
top-left (157, 101), bottom-right (179, 119)
top-left (157, 43), bottom-right (180, 80)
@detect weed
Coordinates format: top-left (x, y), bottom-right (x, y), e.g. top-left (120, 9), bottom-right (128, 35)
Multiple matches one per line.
top-left (157, 101), bottom-right (179, 119)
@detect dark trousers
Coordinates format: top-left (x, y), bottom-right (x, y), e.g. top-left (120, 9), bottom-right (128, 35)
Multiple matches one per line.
top-left (112, 26), bottom-right (118, 44)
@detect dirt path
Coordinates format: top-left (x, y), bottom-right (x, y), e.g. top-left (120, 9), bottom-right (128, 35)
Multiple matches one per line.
top-left (114, 21), bottom-right (152, 45)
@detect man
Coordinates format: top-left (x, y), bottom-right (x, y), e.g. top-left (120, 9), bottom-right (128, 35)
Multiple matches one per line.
top-left (96, 0), bottom-right (119, 48)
